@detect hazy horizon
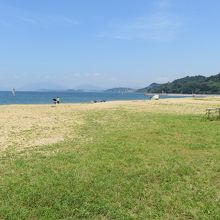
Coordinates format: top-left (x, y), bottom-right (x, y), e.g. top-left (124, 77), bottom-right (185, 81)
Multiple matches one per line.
top-left (1, 0), bottom-right (220, 90)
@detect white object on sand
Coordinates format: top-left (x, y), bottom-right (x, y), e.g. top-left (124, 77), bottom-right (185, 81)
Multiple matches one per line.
top-left (151, 94), bottom-right (159, 100)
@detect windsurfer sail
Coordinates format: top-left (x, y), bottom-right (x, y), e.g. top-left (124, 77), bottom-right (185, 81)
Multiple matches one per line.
top-left (12, 88), bottom-right (16, 96)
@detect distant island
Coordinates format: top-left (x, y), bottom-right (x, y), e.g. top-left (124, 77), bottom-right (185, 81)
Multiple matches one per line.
top-left (65, 89), bottom-right (84, 93)
top-left (104, 87), bottom-right (135, 93)
top-left (137, 73), bottom-right (220, 94)
top-left (15, 73), bottom-right (220, 95)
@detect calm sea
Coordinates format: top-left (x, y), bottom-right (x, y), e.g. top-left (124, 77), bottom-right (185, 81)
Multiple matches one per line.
top-left (0, 91), bottom-right (186, 105)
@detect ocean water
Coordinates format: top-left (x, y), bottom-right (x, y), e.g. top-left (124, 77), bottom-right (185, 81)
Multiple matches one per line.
top-left (0, 91), bottom-right (186, 105)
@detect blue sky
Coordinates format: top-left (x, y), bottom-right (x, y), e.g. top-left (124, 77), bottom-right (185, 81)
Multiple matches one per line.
top-left (0, 0), bottom-right (220, 90)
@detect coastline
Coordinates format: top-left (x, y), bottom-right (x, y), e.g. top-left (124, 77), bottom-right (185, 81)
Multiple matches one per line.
top-left (0, 95), bottom-right (220, 106)
top-left (1, 91), bottom-right (220, 105)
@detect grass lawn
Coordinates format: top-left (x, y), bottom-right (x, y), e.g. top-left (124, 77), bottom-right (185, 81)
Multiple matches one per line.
top-left (0, 99), bottom-right (220, 219)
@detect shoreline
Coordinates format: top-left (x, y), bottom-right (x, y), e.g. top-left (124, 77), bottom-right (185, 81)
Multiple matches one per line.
top-left (0, 97), bottom-right (194, 107)
top-left (0, 96), bottom-right (220, 108)
top-left (0, 95), bottom-right (220, 106)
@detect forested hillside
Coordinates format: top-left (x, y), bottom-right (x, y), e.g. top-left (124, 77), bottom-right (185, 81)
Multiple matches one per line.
top-left (138, 73), bottom-right (220, 94)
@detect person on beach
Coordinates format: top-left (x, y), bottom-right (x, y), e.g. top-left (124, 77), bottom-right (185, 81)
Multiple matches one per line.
top-left (53, 97), bottom-right (60, 104)
top-left (56, 97), bottom-right (60, 104)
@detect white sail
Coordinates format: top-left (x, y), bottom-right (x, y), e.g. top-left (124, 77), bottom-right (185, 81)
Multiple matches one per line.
top-left (12, 88), bottom-right (16, 96)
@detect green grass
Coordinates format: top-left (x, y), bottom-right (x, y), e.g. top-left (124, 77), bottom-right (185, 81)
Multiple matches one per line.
top-left (0, 109), bottom-right (220, 219)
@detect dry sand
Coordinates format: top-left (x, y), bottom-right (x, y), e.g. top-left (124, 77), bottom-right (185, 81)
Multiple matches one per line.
top-left (0, 97), bottom-right (219, 152)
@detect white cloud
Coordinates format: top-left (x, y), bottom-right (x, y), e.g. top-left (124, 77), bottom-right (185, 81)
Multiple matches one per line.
top-left (99, 0), bottom-right (183, 41)
top-left (17, 14), bottom-right (79, 28)
top-left (0, 4), bottom-right (79, 29)
top-left (154, 0), bottom-right (173, 10)
top-left (85, 73), bottom-right (101, 77)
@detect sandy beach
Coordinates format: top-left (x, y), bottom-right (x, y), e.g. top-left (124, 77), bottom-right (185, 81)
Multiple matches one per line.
top-left (1, 97), bottom-right (220, 152)
top-left (1, 97), bottom-right (220, 219)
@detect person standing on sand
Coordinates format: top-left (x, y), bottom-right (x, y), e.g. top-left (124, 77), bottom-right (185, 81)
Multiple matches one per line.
top-left (56, 97), bottom-right (60, 104)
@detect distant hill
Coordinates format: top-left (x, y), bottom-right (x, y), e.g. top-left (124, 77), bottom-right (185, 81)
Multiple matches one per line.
top-left (65, 89), bottom-right (84, 93)
top-left (138, 73), bottom-right (220, 94)
top-left (104, 87), bottom-right (135, 93)
top-left (137, 83), bottom-right (161, 93)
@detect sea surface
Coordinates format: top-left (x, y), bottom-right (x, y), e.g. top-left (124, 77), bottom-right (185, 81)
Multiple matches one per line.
top-left (0, 91), bottom-right (189, 105)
